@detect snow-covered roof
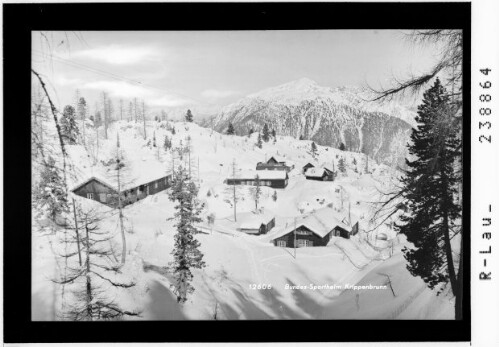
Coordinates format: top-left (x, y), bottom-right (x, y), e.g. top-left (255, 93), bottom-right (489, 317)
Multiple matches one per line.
top-left (271, 207), bottom-right (351, 240)
top-left (120, 170), bottom-right (170, 191)
top-left (322, 165), bottom-right (335, 173)
top-left (305, 167), bottom-right (326, 178)
top-left (70, 175), bottom-right (116, 193)
top-left (72, 171), bottom-right (170, 193)
top-left (238, 211), bottom-right (275, 230)
top-left (267, 156), bottom-right (286, 163)
top-left (228, 170), bottom-right (288, 180)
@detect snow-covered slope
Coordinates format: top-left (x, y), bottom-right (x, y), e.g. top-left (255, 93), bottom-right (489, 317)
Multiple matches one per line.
top-left (213, 78), bottom-right (415, 167)
top-left (32, 119), bottom-right (451, 321)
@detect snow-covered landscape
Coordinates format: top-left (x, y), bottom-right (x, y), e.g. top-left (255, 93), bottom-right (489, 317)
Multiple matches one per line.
top-left (32, 117), bottom-right (454, 320)
top-left (31, 29), bottom-right (462, 321)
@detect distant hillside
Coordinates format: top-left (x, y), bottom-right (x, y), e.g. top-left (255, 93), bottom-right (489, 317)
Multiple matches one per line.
top-left (213, 78), bottom-right (414, 167)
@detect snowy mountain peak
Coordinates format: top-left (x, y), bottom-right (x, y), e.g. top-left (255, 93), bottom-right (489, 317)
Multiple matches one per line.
top-left (247, 78), bottom-right (328, 103)
top-left (214, 78), bottom-right (417, 167)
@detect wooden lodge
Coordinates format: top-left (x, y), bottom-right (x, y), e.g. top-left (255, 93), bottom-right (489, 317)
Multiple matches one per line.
top-left (71, 174), bottom-right (172, 208)
top-left (271, 208), bottom-right (358, 248)
top-left (302, 162), bottom-right (315, 174)
top-left (304, 167), bottom-right (335, 181)
top-left (237, 212), bottom-right (276, 235)
top-left (225, 170), bottom-right (289, 189)
top-left (256, 156), bottom-right (294, 172)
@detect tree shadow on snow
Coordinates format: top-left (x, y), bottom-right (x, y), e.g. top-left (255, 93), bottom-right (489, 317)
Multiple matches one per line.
top-left (142, 261), bottom-right (174, 282)
top-left (216, 277), bottom-right (310, 319)
top-left (286, 279), bottom-right (324, 318)
top-left (143, 280), bottom-right (186, 320)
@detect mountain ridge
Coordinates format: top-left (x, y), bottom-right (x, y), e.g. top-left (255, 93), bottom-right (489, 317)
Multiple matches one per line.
top-left (212, 78), bottom-right (415, 167)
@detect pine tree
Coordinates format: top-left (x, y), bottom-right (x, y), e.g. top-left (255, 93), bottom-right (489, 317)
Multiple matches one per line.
top-left (338, 157), bottom-right (346, 173)
top-left (60, 105), bottom-right (79, 145)
top-left (168, 164), bottom-right (206, 303)
top-left (352, 158), bottom-right (357, 165)
top-left (272, 190), bottom-right (278, 202)
top-left (252, 175), bottom-right (262, 211)
top-left (339, 142), bottom-right (346, 151)
top-left (271, 128), bottom-right (276, 138)
top-left (256, 132), bottom-right (263, 149)
top-left (262, 123), bottom-right (270, 142)
top-left (397, 78), bottom-right (461, 304)
top-left (101, 92), bottom-right (113, 139)
top-left (299, 134), bottom-right (304, 140)
top-left (34, 156), bottom-right (69, 222)
top-left (311, 142), bottom-right (318, 159)
top-left (171, 126), bottom-right (176, 135)
top-left (163, 135), bottom-right (171, 152)
top-left (185, 109), bottom-right (194, 122)
top-left (153, 131), bottom-right (157, 147)
top-left (128, 101), bottom-right (133, 122)
top-left (95, 112), bottom-right (102, 130)
top-left (225, 159), bottom-right (240, 222)
top-left (227, 122), bottom-right (235, 135)
top-left (77, 97), bottom-right (87, 144)
top-left (248, 128), bottom-right (254, 137)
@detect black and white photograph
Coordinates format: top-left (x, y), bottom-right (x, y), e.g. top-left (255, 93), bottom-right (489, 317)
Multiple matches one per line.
top-left (30, 28), bottom-right (465, 322)
top-left (4, 1), bottom-right (486, 344)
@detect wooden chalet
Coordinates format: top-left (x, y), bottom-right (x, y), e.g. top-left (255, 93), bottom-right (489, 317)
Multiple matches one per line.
top-left (237, 212), bottom-right (276, 235)
top-left (71, 174), bottom-right (172, 208)
top-left (225, 170), bottom-right (289, 189)
top-left (271, 208), bottom-right (358, 248)
top-left (304, 167), bottom-right (335, 181)
top-left (256, 156), bottom-right (293, 172)
top-left (302, 162), bottom-right (315, 174)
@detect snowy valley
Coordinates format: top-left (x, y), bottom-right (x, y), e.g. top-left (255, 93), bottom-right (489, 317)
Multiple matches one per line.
top-left (32, 117), bottom-right (454, 321)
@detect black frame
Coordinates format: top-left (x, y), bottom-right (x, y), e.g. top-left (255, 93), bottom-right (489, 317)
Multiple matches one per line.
top-left (3, 2), bottom-right (471, 343)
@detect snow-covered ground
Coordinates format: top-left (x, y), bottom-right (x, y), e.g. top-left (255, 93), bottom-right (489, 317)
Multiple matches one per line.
top-left (32, 119), bottom-right (454, 320)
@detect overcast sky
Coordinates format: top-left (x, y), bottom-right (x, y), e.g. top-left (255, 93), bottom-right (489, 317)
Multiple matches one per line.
top-left (32, 30), bottom-right (440, 114)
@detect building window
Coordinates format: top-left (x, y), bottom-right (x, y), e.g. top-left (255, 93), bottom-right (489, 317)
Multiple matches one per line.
top-left (277, 240), bottom-right (286, 247)
top-left (295, 239), bottom-right (313, 247)
top-left (155, 182), bottom-right (158, 189)
top-left (99, 193), bottom-right (107, 203)
top-left (296, 229), bottom-right (310, 235)
top-left (87, 193), bottom-right (94, 200)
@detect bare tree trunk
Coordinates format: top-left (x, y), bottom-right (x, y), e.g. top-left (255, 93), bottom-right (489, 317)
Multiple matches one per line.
top-left (95, 125), bottom-right (99, 164)
top-left (72, 198), bottom-right (82, 266)
top-left (232, 159), bottom-right (237, 222)
top-left (85, 219), bottom-right (93, 321)
top-left (31, 69), bottom-right (68, 188)
top-left (455, 233), bottom-right (463, 319)
top-left (102, 92), bottom-right (109, 140)
top-left (117, 134), bottom-right (126, 264)
top-left (441, 161), bottom-right (458, 299)
top-left (134, 98), bottom-right (138, 123)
